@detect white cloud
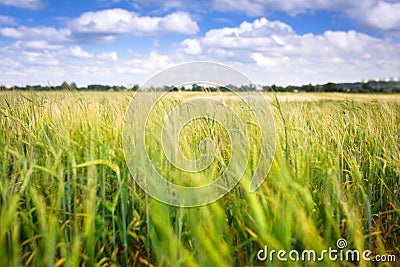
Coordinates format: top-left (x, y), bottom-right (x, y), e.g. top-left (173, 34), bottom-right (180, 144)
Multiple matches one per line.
top-left (180, 39), bottom-right (202, 55)
top-left (0, 27), bottom-right (23, 38)
top-left (1, 4), bottom-right (399, 87)
top-left (14, 40), bottom-right (62, 50)
top-left (0, 15), bottom-right (16, 25)
top-left (179, 17), bottom-right (400, 85)
top-left (133, 0), bottom-right (195, 11)
top-left (97, 51), bottom-right (118, 61)
top-left (70, 8), bottom-right (199, 39)
top-left (0, 36), bottom-right (175, 86)
top-left (0, 26), bottom-right (71, 42)
top-left (22, 50), bottom-right (59, 66)
top-left (359, 1), bottom-right (400, 32)
top-left (71, 8), bottom-right (134, 34)
top-left (212, 0), bottom-right (266, 16)
top-left (212, 0), bottom-right (400, 34)
top-left (0, 9), bottom-right (199, 47)
top-left (211, 0), bottom-right (361, 15)
top-left (0, 0), bottom-right (43, 9)
top-left (138, 0), bottom-right (400, 35)
top-left (201, 18), bottom-right (294, 50)
top-left (69, 46), bottom-right (93, 59)
top-left (158, 12), bottom-right (199, 34)
top-left (0, 43), bottom-right (59, 67)
top-left (121, 51), bottom-right (172, 74)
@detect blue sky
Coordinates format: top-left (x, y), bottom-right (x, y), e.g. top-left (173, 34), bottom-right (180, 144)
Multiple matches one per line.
top-left (0, 0), bottom-right (400, 86)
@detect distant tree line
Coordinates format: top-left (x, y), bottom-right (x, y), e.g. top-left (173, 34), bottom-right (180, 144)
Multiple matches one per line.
top-left (264, 80), bottom-right (400, 93)
top-left (1, 80), bottom-right (400, 93)
top-left (0, 82), bottom-right (140, 92)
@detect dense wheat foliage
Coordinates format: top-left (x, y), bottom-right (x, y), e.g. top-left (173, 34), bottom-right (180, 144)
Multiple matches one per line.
top-left (0, 91), bottom-right (399, 266)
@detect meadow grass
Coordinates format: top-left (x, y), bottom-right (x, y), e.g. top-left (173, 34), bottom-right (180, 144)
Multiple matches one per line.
top-left (0, 91), bottom-right (399, 266)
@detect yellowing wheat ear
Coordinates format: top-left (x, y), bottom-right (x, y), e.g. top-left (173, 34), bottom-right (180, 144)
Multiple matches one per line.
top-left (123, 62), bottom-right (276, 207)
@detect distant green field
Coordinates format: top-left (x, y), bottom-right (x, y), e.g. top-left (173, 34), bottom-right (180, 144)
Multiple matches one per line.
top-left (0, 91), bottom-right (399, 266)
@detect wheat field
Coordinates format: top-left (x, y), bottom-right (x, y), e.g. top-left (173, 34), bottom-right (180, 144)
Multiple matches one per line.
top-left (0, 91), bottom-right (399, 266)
